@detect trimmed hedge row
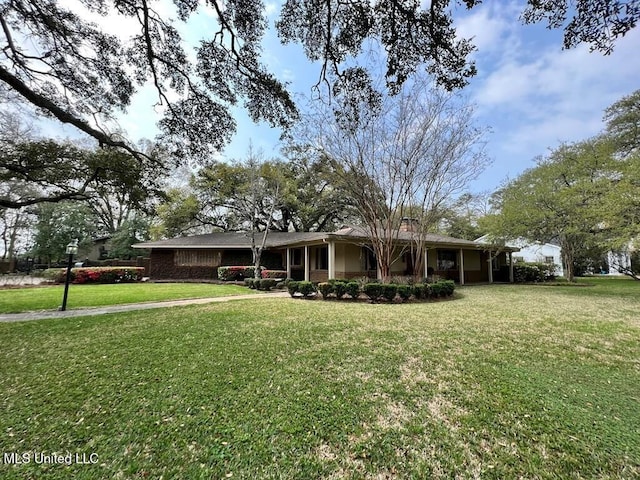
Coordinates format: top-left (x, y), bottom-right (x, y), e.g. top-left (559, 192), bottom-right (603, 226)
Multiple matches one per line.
top-left (287, 279), bottom-right (455, 302)
top-left (217, 266), bottom-right (287, 281)
top-left (244, 278), bottom-right (283, 291)
top-left (44, 267), bottom-right (145, 284)
top-left (217, 266), bottom-right (256, 281)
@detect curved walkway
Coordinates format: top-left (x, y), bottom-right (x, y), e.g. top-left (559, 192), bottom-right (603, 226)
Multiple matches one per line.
top-left (0, 291), bottom-right (290, 323)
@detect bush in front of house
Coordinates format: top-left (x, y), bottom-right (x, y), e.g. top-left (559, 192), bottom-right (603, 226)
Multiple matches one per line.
top-left (287, 280), bottom-right (299, 297)
top-left (381, 283), bottom-right (398, 302)
top-left (513, 262), bottom-right (556, 283)
top-left (317, 282), bottom-right (334, 299)
top-left (261, 269), bottom-right (287, 279)
top-left (44, 267), bottom-right (144, 284)
top-left (397, 284), bottom-right (412, 302)
top-left (345, 281), bottom-right (360, 299)
top-left (217, 266), bottom-right (257, 281)
top-left (297, 281), bottom-right (316, 298)
top-left (333, 281), bottom-right (348, 299)
top-left (363, 283), bottom-right (384, 302)
top-left (258, 279), bottom-right (277, 291)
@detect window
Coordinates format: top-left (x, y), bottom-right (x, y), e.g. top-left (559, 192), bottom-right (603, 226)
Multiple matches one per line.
top-left (291, 248), bottom-right (303, 266)
top-left (175, 249), bottom-right (221, 266)
top-left (362, 247), bottom-right (377, 271)
top-left (315, 246), bottom-right (328, 270)
top-left (544, 256), bottom-right (555, 264)
top-left (437, 250), bottom-right (457, 270)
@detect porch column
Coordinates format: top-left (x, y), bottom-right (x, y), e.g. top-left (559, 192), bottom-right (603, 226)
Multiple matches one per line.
top-left (304, 245), bottom-right (310, 281)
top-left (508, 252), bottom-right (514, 283)
top-left (423, 247), bottom-right (429, 279)
top-left (488, 250), bottom-right (494, 284)
top-left (328, 240), bottom-right (335, 279)
top-left (459, 249), bottom-right (465, 285)
top-left (286, 248), bottom-right (291, 279)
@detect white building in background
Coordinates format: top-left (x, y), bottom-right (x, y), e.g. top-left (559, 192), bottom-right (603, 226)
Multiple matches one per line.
top-left (476, 236), bottom-right (634, 277)
top-left (475, 236), bottom-right (563, 277)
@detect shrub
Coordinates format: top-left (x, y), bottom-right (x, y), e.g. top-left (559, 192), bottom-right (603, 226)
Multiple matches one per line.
top-left (217, 266), bottom-right (256, 281)
top-left (317, 282), bottom-right (334, 299)
top-left (244, 278), bottom-right (255, 289)
top-left (513, 262), bottom-right (556, 283)
top-left (363, 283), bottom-right (383, 302)
top-left (45, 267), bottom-right (144, 284)
top-left (333, 281), bottom-right (348, 299)
top-left (297, 281), bottom-right (316, 297)
top-left (430, 282), bottom-right (442, 297)
top-left (345, 281), bottom-right (360, 299)
top-left (258, 279), bottom-right (277, 291)
top-left (439, 280), bottom-right (456, 297)
top-left (396, 284), bottom-right (412, 302)
top-left (412, 283), bottom-right (430, 299)
top-left (261, 269), bottom-right (287, 279)
top-left (381, 284), bottom-right (398, 302)
top-left (287, 281), bottom-right (299, 297)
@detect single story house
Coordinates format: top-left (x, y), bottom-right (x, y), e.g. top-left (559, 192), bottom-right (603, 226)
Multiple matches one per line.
top-left (133, 226), bottom-right (519, 284)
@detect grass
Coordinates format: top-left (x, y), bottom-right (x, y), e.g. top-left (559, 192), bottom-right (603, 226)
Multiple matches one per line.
top-left (0, 282), bottom-right (255, 314)
top-left (0, 277), bottom-right (639, 478)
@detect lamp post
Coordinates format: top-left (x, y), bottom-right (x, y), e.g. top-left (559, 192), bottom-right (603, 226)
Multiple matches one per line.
top-left (60, 238), bottom-right (78, 311)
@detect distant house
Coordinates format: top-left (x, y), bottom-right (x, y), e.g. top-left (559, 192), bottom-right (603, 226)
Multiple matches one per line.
top-left (79, 236), bottom-right (112, 262)
top-left (476, 236), bottom-right (564, 277)
top-left (133, 226), bottom-right (520, 284)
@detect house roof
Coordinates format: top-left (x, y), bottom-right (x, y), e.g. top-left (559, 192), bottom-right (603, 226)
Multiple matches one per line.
top-left (133, 227), bottom-right (518, 251)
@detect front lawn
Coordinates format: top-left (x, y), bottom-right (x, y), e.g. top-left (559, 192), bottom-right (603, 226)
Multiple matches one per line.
top-left (0, 283), bottom-right (255, 314)
top-left (0, 279), bottom-right (638, 478)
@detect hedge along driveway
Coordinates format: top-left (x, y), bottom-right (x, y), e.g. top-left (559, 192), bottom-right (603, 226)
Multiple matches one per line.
top-left (0, 283), bottom-right (258, 314)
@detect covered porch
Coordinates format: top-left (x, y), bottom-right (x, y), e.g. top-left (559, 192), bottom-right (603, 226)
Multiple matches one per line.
top-left (281, 241), bottom-right (516, 285)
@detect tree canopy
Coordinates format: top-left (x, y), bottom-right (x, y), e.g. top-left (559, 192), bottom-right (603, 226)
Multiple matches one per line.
top-left (1, 0), bottom-right (638, 165)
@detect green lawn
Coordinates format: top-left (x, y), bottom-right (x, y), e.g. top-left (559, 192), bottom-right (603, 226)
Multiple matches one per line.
top-left (0, 282), bottom-right (254, 314)
top-left (1, 278), bottom-right (639, 479)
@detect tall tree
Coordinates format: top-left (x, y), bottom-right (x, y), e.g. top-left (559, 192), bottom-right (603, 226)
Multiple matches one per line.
top-left (604, 88), bottom-right (640, 155)
top-left (31, 201), bottom-right (98, 266)
top-left (486, 138), bottom-right (616, 282)
top-left (1, 0), bottom-right (636, 165)
top-left (194, 150), bottom-right (353, 233)
top-left (299, 73), bottom-right (488, 281)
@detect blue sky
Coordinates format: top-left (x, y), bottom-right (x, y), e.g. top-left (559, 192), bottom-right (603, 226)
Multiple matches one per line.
top-left (50, 0), bottom-right (640, 195)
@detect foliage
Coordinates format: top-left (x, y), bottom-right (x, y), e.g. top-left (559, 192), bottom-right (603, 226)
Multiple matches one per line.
top-left (301, 72), bottom-right (489, 281)
top-left (45, 266), bottom-right (144, 284)
top-left (297, 281), bottom-right (316, 298)
top-left (31, 201), bottom-right (98, 265)
top-left (317, 282), bottom-right (334, 299)
top-left (107, 215), bottom-right (152, 260)
top-left (0, 0), bottom-right (634, 192)
top-left (217, 266), bottom-right (256, 281)
top-left (363, 283), bottom-right (384, 302)
top-left (194, 152), bottom-right (354, 233)
top-left (512, 262), bottom-right (557, 283)
top-left (261, 270), bottom-right (287, 279)
top-left (381, 283), bottom-right (398, 302)
top-left (396, 284), bottom-right (412, 302)
top-left (0, 137), bottom-right (163, 209)
top-left (345, 281), bottom-right (361, 300)
top-left (333, 281), bottom-right (348, 300)
top-left (151, 187), bottom-right (204, 239)
top-left (258, 279), bottom-right (277, 291)
top-left (485, 137), bottom-right (616, 282)
top-left (0, 0), bottom-right (296, 163)
top-left (287, 280), bottom-right (299, 297)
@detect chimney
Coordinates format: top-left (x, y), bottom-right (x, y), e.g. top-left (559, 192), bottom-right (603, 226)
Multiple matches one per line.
top-left (400, 217), bottom-right (419, 232)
